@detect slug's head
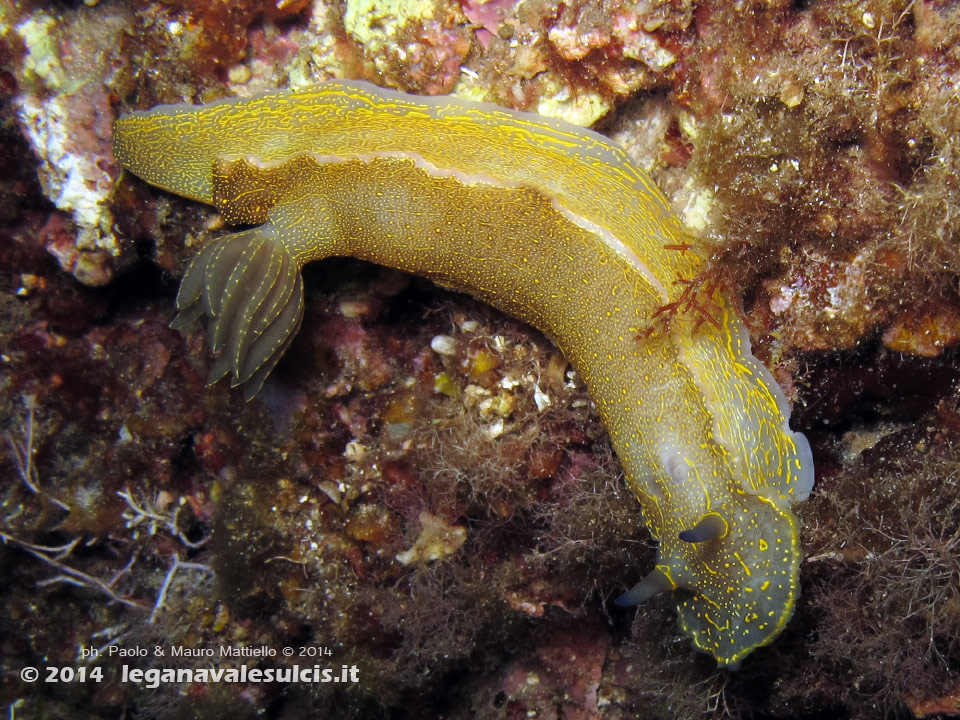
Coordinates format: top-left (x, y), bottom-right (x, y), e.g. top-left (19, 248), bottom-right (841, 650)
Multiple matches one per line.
top-left (617, 490), bottom-right (801, 668)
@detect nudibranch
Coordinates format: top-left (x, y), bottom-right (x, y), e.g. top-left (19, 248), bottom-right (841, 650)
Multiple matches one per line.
top-left (113, 80), bottom-right (814, 667)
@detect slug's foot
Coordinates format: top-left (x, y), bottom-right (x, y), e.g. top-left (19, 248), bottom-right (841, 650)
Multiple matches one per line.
top-left (171, 223), bottom-right (304, 399)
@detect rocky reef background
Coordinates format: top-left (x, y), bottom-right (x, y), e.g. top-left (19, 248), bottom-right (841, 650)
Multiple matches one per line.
top-left (1, 0), bottom-right (960, 718)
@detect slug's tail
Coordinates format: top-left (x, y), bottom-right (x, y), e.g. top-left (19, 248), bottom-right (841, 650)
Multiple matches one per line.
top-left (171, 222), bottom-right (304, 400)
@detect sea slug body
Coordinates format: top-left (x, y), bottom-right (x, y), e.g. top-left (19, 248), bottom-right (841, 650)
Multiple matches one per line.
top-left (113, 80), bottom-right (815, 667)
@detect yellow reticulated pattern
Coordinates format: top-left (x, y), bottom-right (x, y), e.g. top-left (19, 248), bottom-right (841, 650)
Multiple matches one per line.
top-left (113, 80), bottom-right (814, 666)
